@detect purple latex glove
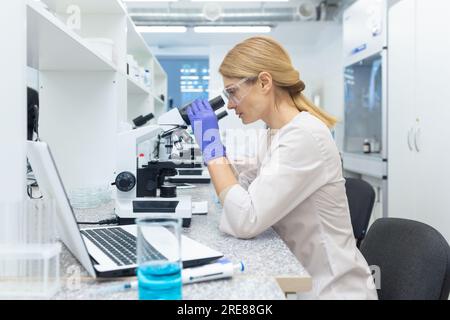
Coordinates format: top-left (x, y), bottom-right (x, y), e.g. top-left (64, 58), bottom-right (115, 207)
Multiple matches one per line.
top-left (187, 99), bottom-right (226, 165)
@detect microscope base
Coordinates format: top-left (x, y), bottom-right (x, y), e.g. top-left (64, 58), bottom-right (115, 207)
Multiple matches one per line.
top-left (117, 217), bottom-right (191, 228)
top-left (114, 195), bottom-right (192, 228)
top-left (168, 168), bottom-right (211, 184)
top-left (168, 177), bottom-right (211, 184)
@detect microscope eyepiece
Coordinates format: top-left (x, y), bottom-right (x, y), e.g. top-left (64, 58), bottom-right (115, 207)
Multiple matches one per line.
top-left (133, 113), bottom-right (155, 128)
top-left (179, 95), bottom-right (226, 125)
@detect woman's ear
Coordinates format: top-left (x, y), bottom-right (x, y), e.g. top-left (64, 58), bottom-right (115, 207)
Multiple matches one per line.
top-left (258, 72), bottom-right (273, 94)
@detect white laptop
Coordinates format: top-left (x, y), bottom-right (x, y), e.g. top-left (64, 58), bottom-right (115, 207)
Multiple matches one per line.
top-left (27, 141), bottom-right (223, 278)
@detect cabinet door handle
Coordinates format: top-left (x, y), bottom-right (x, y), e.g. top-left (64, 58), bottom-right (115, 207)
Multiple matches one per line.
top-left (414, 127), bottom-right (422, 152)
top-left (407, 127), bottom-right (415, 151)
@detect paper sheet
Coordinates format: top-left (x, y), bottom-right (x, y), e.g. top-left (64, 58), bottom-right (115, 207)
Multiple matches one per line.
top-left (192, 201), bottom-right (208, 215)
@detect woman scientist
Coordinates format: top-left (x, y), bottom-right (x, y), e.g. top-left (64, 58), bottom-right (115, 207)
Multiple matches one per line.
top-left (187, 36), bottom-right (377, 300)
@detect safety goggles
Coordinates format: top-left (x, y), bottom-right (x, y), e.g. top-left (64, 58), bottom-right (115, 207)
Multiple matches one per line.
top-left (222, 76), bottom-right (257, 106)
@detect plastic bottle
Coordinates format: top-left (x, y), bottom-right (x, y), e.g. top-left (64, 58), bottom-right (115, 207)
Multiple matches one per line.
top-left (363, 139), bottom-right (371, 154)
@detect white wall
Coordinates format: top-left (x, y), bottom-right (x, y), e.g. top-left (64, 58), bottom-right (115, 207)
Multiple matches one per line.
top-left (295, 26), bottom-right (345, 151)
top-left (150, 46), bottom-right (210, 58)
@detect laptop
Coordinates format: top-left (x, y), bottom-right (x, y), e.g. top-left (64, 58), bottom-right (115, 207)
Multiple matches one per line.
top-left (27, 141), bottom-right (223, 278)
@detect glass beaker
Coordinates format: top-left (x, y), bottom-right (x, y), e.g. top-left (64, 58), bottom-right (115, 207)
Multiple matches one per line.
top-left (0, 199), bottom-right (61, 299)
top-left (136, 217), bottom-right (182, 300)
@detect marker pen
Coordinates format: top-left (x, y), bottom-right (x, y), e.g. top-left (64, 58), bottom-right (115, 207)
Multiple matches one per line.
top-left (182, 258), bottom-right (245, 284)
top-left (98, 259), bottom-right (245, 294)
top-left (97, 280), bottom-right (138, 295)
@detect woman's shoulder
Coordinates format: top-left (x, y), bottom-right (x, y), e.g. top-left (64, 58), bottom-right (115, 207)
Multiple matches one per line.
top-left (283, 112), bottom-right (332, 140)
top-left (280, 112), bottom-right (339, 160)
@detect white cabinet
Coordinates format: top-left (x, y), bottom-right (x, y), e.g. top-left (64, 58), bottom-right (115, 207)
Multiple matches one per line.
top-left (387, 0), bottom-right (418, 220)
top-left (388, 0), bottom-right (450, 241)
top-left (415, 0), bottom-right (450, 241)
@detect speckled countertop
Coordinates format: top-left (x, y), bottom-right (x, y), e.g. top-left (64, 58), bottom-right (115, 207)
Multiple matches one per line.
top-left (54, 185), bottom-right (310, 300)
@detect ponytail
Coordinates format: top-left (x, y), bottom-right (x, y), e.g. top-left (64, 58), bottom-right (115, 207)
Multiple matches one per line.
top-left (288, 81), bottom-right (337, 128)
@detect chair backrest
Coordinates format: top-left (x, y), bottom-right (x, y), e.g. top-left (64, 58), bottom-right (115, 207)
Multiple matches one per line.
top-left (345, 178), bottom-right (376, 245)
top-left (360, 218), bottom-right (450, 300)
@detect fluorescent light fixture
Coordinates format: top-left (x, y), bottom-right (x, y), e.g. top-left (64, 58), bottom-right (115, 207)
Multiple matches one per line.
top-left (181, 89), bottom-right (205, 93)
top-left (194, 26), bottom-right (271, 33)
top-left (181, 76), bottom-right (200, 80)
top-left (192, 0), bottom-right (288, 2)
top-left (137, 26), bottom-right (187, 33)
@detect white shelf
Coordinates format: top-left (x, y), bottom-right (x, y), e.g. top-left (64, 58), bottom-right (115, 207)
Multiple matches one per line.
top-left (126, 74), bottom-right (166, 103)
top-left (125, 16), bottom-right (167, 113)
top-left (152, 92), bottom-right (166, 118)
top-left (153, 58), bottom-right (165, 77)
top-left (152, 93), bottom-right (165, 106)
top-left (43, 0), bottom-right (127, 15)
top-left (22, 0), bottom-right (167, 194)
top-left (127, 16), bottom-right (153, 60)
top-left (127, 75), bottom-right (150, 95)
top-left (154, 97), bottom-right (165, 106)
top-left (27, 1), bottom-right (117, 71)
top-left (153, 102), bottom-right (165, 118)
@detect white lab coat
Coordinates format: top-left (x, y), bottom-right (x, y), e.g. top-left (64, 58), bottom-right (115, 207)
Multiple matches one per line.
top-left (219, 112), bottom-right (378, 300)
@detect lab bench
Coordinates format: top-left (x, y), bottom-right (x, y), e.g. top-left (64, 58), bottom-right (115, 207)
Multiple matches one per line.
top-left (54, 185), bottom-right (311, 300)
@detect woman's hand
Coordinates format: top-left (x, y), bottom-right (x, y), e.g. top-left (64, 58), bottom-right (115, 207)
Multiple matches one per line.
top-left (187, 99), bottom-right (238, 198)
top-left (187, 99), bottom-right (226, 165)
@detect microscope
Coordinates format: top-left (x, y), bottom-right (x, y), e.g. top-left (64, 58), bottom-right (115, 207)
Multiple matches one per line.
top-left (158, 96), bottom-right (228, 184)
top-left (112, 95), bottom-right (227, 227)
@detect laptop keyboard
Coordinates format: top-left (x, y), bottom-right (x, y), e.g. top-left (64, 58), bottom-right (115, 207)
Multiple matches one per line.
top-left (81, 227), bottom-right (166, 266)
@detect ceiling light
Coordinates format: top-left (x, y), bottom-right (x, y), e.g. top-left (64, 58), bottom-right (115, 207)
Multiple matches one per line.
top-left (192, 0), bottom-right (288, 2)
top-left (203, 3), bottom-right (222, 22)
top-left (298, 1), bottom-right (318, 21)
top-left (194, 26), bottom-right (271, 33)
top-left (123, 0), bottom-right (179, 2)
top-left (137, 26), bottom-right (187, 33)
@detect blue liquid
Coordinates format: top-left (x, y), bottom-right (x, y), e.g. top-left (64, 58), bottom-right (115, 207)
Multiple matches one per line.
top-left (137, 262), bottom-right (182, 300)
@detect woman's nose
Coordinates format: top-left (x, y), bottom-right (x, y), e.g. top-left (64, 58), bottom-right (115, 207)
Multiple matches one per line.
top-left (227, 100), bottom-right (236, 110)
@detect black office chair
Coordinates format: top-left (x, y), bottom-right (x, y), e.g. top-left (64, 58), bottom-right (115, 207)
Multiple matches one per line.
top-left (360, 218), bottom-right (450, 300)
top-left (345, 178), bottom-right (376, 247)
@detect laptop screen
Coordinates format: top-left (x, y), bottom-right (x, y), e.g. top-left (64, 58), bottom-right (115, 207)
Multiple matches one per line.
top-left (27, 141), bottom-right (98, 278)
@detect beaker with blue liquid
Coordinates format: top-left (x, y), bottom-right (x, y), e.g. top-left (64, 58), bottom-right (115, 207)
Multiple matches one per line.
top-left (136, 217), bottom-right (182, 300)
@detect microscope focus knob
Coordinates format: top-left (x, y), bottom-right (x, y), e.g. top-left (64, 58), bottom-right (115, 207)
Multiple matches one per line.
top-left (114, 171), bottom-right (136, 192)
top-left (160, 183), bottom-right (177, 198)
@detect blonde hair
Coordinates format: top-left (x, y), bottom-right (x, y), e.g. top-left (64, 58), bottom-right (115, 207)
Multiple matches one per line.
top-left (219, 36), bottom-right (337, 128)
